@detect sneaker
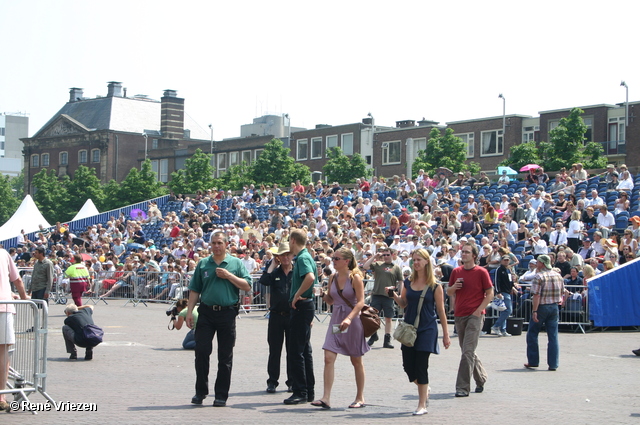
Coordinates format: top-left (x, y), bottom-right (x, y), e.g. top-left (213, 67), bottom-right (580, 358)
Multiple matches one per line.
top-left (413, 407), bottom-right (428, 415)
top-left (491, 327), bottom-right (501, 336)
top-left (501, 330), bottom-right (512, 337)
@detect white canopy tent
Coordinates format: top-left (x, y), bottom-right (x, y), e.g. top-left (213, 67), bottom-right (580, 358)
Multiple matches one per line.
top-left (0, 195), bottom-right (52, 241)
top-left (71, 198), bottom-right (100, 222)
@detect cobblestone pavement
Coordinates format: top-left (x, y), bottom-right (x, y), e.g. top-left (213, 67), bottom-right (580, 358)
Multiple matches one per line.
top-left (5, 301), bottom-right (639, 424)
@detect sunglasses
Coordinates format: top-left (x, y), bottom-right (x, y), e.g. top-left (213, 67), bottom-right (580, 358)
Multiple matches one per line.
top-left (382, 254), bottom-right (391, 257)
top-left (332, 257), bottom-right (344, 261)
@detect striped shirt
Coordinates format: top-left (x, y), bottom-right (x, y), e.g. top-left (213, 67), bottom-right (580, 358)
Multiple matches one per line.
top-left (531, 270), bottom-right (565, 305)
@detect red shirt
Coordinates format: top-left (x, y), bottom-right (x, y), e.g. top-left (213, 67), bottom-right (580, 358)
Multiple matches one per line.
top-left (448, 266), bottom-right (493, 317)
top-left (170, 225), bottom-right (181, 238)
top-left (294, 184), bottom-right (305, 193)
top-left (360, 181), bottom-right (370, 192)
top-left (398, 212), bottom-right (411, 224)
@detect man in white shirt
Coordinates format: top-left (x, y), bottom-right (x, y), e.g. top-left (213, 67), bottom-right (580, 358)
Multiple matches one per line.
top-left (527, 233), bottom-right (548, 256)
top-left (363, 198), bottom-right (372, 216)
top-left (529, 191), bottom-right (544, 213)
top-left (596, 205), bottom-right (615, 238)
top-left (313, 203), bottom-right (324, 221)
top-left (548, 223), bottom-right (568, 250)
top-left (370, 193), bottom-right (383, 208)
top-left (519, 259), bottom-right (538, 284)
top-left (589, 190), bottom-right (604, 207)
top-left (389, 235), bottom-right (404, 252)
top-left (577, 238), bottom-right (596, 260)
top-left (591, 231), bottom-right (605, 256)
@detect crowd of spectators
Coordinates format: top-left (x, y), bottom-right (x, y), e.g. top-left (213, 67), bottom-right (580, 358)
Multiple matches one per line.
top-left (6, 163), bottom-right (639, 309)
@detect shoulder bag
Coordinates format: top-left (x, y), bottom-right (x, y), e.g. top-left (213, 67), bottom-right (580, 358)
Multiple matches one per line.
top-left (393, 285), bottom-right (429, 347)
top-left (334, 275), bottom-right (381, 338)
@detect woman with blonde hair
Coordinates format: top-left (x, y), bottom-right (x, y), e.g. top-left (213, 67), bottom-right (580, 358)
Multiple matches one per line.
top-left (390, 248), bottom-right (450, 415)
top-left (312, 247), bottom-right (369, 410)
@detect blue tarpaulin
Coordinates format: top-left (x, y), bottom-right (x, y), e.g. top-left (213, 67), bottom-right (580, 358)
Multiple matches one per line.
top-left (589, 258), bottom-right (640, 327)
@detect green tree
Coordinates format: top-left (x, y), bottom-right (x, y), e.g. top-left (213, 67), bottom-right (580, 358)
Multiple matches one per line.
top-left (169, 148), bottom-right (216, 194)
top-left (102, 179), bottom-right (122, 211)
top-left (214, 162), bottom-right (256, 191)
top-left (32, 169), bottom-right (69, 223)
top-left (0, 175), bottom-right (20, 226)
top-left (250, 138), bottom-right (311, 186)
top-left (412, 128), bottom-right (478, 177)
top-left (111, 160), bottom-right (167, 207)
top-left (499, 141), bottom-right (541, 171)
top-left (10, 170), bottom-right (24, 200)
top-left (323, 147), bottom-right (372, 184)
top-left (66, 166), bottom-right (105, 214)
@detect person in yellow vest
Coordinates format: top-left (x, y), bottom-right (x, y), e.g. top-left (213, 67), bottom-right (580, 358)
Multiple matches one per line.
top-left (65, 254), bottom-right (90, 306)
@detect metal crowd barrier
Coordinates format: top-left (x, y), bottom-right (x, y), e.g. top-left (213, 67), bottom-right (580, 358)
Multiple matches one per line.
top-left (90, 271), bottom-right (188, 307)
top-left (17, 268), bottom-right (67, 305)
top-left (1, 300), bottom-right (55, 414)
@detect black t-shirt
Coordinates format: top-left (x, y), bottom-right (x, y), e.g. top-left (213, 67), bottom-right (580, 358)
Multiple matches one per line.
top-left (64, 308), bottom-right (95, 346)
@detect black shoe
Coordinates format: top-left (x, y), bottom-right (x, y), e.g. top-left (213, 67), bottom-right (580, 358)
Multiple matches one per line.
top-left (633, 349), bottom-right (640, 356)
top-left (69, 352), bottom-right (77, 360)
top-left (85, 347), bottom-right (93, 361)
top-left (367, 332), bottom-right (379, 346)
top-left (266, 383), bottom-right (277, 393)
top-left (283, 394), bottom-right (307, 405)
top-left (307, 392), bottom-right (315, 403)
top-left (548, 367), bottom-right (557, 371)
top-left (475, 386), bottom-right (484, 393)
top-left (213, 399), bottom-right (226, 407)
top-left (454, 391), bottom-right (469, 397)
top-left (191, 394), bottom-right (207, 405)
top-left (383, 333), bottom-right (395, 349)
top-left (287, 386), bottom-right (293, 393)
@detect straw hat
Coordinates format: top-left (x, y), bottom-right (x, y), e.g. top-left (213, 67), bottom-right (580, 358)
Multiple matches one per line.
top-left (274, 241), bottom-right (290, 256)
top-left (602, 239), bottom-right (618, 248)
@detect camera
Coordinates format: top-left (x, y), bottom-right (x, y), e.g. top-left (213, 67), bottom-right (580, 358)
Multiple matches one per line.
top-left (166, 306), bottom-right (179, 318)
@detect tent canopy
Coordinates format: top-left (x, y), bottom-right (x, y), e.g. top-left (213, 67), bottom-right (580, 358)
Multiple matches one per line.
top-left (72, 199), bottom-right (100, 222)
top-left (0, 195), bottom-right (52, 241)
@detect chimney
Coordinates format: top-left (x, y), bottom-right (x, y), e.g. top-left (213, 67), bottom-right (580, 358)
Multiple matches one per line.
top-left (69, 87), bottom-right (84, 102)
top-left (362, 117), bottom-right (373, 125)
top-left (160, 89), bottom-right (184, 139)
top-left (107, 81), bottom-right (123, 97)
top-left (396, 120), bottom-right (415, 128)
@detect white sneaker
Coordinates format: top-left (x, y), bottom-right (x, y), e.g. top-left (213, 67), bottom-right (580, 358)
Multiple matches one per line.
top-left (413, 407), bottom-right (428, 415)
top-left (491, 327), bottom-right (501, 336)
top-left (501, 330), bottom-right (512, 337)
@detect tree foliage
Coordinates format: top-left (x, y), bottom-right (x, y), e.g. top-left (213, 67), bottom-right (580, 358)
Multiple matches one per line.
top-left (214, 162), bottom-right (256, 191)
top-left (32, 169), bottom-right (70, 223)
top-left (169, 148), bottom-right (216, 194)
top-left (0, 175), bottom-right (21, 226)
top-left (103, 160), bottom-right (167, 210)
top-left (66, 166), bottom-right (105, 213)
top-left (250, 139), bottom-right (311, 186)
top-left (501, 108), bottom-right (607, 172)
top-left (412, 128), bottom-right (479, 177)
top-left (323, 147), bottom-right (372, 184)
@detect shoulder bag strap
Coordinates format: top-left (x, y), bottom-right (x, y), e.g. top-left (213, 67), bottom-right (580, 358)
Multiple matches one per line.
top-left (335, 274), bottom-right (356, 310)
top-left (412, 285), bottom-right (430, 328)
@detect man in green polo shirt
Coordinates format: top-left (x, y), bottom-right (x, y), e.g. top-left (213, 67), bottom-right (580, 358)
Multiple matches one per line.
top-left (187, 231), bottom-right (252, 407)
top-left (283, 229), bottom-right (317, 405)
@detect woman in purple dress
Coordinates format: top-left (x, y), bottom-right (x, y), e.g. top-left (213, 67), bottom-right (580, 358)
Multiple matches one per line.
top-left (311, 247), bottom-right (369, 410)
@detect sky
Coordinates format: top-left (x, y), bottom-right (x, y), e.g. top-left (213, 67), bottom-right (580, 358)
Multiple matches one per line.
top-left (1, 0), bottom-right (638, 140)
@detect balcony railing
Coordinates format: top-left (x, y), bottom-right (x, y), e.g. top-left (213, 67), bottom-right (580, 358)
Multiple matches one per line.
top-left (598, 140), bottom-right (626, 156)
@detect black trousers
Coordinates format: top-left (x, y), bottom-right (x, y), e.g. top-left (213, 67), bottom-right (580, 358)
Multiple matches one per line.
top-left (286, 300), bottom-right (315, 397)
top-left (267, 312), bottom-right (291, 387)
top-left (194, 306), bottom-right (237, 401)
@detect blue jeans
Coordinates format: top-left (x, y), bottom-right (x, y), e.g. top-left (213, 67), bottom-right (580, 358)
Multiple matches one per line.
top-left (526, 303), bottom-right (559, 369)
top-left (493, 292), bottom-right (512, 331)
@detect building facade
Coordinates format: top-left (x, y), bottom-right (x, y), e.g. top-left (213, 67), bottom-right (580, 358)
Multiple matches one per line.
top-left (0, 112), bottom-right (28, 177)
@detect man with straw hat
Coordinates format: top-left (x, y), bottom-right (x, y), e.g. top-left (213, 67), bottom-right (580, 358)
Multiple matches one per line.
top-left (525, 255), bottom-right (566, 371)
top-left (259, 241), bottom-right (297, 394)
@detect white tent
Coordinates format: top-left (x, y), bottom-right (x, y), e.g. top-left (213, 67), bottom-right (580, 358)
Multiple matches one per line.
top-left (0, 195), bottom-right (52, 241)
top-left (71, 199), bottom-right (100, 222)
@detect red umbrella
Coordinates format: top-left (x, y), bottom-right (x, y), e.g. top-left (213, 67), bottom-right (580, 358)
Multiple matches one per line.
top-left (519, 164), bottom-right (540, 172)
top-left (80, 253), bottom-right (92, 261)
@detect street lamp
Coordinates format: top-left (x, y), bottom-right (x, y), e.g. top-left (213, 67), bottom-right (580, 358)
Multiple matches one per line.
top-left (367, 112), bottom-right (375, 178)
top-left (498, 94), bottom-right (506, 142)
top-left (621, 81), bottom-right (629, 129)
top-left (209, 124), bottom-right (214, 154)
top-left (142, 132), bottom-right (148, 166)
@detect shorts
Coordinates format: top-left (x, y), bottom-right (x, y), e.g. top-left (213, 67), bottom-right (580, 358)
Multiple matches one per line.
top-left (401, 345), bottom-right (431, 385)
top-left (370, 295), bottom-right (395, 318)
top-left (0, 312), bottom-right (15, 345)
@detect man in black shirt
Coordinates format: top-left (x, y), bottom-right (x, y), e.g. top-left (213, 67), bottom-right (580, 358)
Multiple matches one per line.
top-left (62, 304), bottom-right (98, 360)
top-left (259, 242), bottom-right (296, 393)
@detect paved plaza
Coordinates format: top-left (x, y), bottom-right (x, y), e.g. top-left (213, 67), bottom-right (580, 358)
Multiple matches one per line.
top-left (5, 301), bottom-right (639, 424)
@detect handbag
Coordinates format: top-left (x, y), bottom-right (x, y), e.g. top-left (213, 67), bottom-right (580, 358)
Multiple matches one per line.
top-left (334, 275), bottom-right (381, 338)
top-left (79, 324), bottom-right (104, 347)
top-left (490, 297), bottom-right (507, 311)
top-left (393, 285), bottom-right (429, 347)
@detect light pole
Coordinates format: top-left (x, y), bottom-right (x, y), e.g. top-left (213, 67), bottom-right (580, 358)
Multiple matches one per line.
top-left (209, 124), bottom-right (214, 154)
top-left (621, 81), bottom-right (629, 129)
top-left (498, 93), bottom-right (506, 142)
top-left (367, 112), bottom-right (375, 179)
top-left (142, 132), bottom-right (148, 168)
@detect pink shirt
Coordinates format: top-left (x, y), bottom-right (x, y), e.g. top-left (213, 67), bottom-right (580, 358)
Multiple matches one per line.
top-left (0, 249), bottom-right (20, 313)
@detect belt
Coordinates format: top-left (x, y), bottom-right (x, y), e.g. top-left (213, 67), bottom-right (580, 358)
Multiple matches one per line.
top-left (270, 310), bottom-right (290, 316)
top-left (201, 303), bottom-right (238, 311)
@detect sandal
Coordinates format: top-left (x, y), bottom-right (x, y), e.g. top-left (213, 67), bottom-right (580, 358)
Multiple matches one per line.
top-left (349, 401), bottom-right (366, 408)
top-left (310, 400), bottom-right (331, 409)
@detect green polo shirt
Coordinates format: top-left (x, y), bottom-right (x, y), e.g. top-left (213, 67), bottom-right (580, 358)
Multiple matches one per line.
top-left (189, 254), bottom-right (252, 307)
top-left (289, 248), bottom-right (318, 303)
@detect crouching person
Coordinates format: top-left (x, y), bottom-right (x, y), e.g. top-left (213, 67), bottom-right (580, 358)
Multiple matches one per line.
top-left (63, 304), bottom-right (101, 360)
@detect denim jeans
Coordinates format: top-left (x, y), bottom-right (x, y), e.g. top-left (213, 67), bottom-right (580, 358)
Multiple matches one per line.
top-left (493, 292), bottom-right (512, 331)
top-left (526, 303), bottom-right (559, 369)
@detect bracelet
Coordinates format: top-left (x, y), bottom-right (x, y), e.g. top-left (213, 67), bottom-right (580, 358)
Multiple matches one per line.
top-left (533, 311), bottom-right (538, 313)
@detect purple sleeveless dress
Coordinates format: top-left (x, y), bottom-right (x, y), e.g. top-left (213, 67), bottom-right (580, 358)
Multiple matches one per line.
top-left (322, 274), bottom-right (371, 357)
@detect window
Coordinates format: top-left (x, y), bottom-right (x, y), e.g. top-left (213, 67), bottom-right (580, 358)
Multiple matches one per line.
top-left (41, 153), bottom-right (49, 167)
top-left (297, 139), bottom-right (308, 160)
top-left (549, 120), bottom-right (560, 132)
top-left (522, 126), bottom-right (539, 143)
top-left (311, 171), bottom-right (323, 183)
top-left (311, 137), bottom-right (322, 159)
top-left (217, 153), bottom-right (226, 177)
top-left (412, 138), bottom-right (427, 158)
top-left (229, 151), bottom-right (239, 168)
top-left (382, 140), bottom-right (401, 165)
top-left (0, 127), bottom-right (4, 136)
top-left (242, 150), bottom-right (252, 165)
top-left (60, 152), bottom-right (68, 165)
top-left (79, 150), bottom-right (87, 164)
top-left (480, 130), bottom-right (503, 156)
top-left (152, 138), bottom-right (158, 149)
top-left (31, 154), bottom-right (39, 167)
top-left (254, 149), bottom-right (264, 161)
top-left (326, 135), bottom-right (338, 156)
top-left (159, 159), bottom-right (168, 182)
top-left (608, 117), bottom-right (625, 144)
top-left (341, 133), bottom-right (354, 155)
top-left (455, 133), bottom-right (475, 158)
top-left (91, 149), bottom-right (100, 163)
